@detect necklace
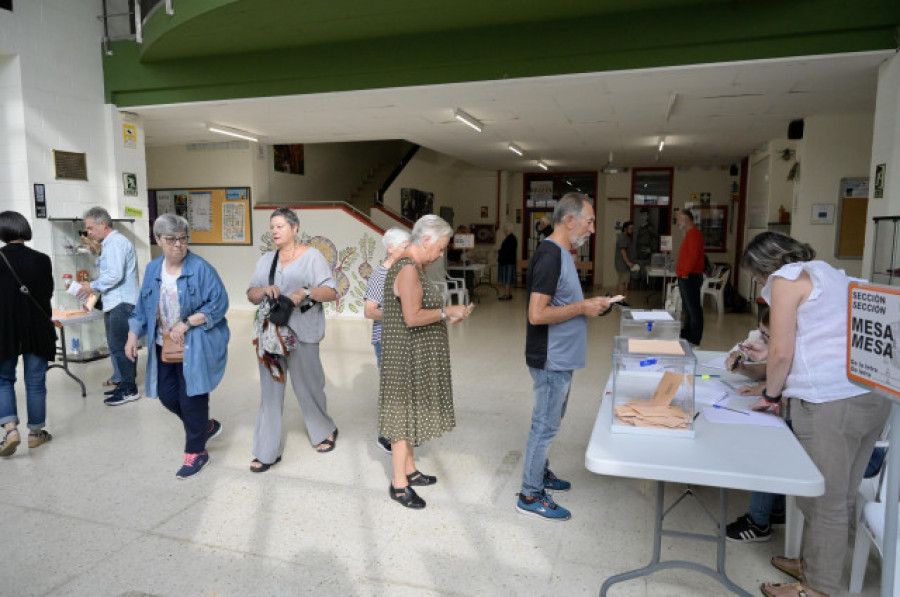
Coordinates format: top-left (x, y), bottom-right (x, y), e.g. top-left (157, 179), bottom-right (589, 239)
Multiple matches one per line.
top-left (280, 243), bottom-right (297, 265)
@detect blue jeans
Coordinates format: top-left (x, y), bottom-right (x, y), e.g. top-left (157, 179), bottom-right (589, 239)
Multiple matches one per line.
top-left (156, 346), bottom-right (210, 454)
top-left (520, 367), bottom-right (572, 497)
top-left (373, 341), bottom-right (381, 370)
top-left (748, 492), bottom-right (786, 526)
top-left (105, 303), bottom-right (136, 389)
top-left (0, 354), bottom-right (48, 429)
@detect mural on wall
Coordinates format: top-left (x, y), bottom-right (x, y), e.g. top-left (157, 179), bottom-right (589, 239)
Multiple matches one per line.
top-left (258, 229), bottom-right (379, 315)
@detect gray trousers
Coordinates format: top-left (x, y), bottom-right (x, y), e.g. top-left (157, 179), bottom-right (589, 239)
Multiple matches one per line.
top-left (790, 392), bottom-right (890, 595)
top-left (253, 342), bottom-right (336, 465)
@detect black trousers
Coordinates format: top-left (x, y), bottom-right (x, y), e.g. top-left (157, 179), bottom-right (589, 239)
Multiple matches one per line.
top-left (678, 274), bottom-right (703, 345)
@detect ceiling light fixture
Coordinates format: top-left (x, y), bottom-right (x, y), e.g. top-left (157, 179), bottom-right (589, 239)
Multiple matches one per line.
top-left (537, 161), bottom-right (549, 171)
top-left (454, 108), bottom-right (483, 132)
top-left (658, 138), bottom-right (665, 152)
top-left (207, 124), bottom-right (259, 143)
top-left (602, 151), bottom-right (619, 174)
top-left (508, 143), bottom-right (524, 156)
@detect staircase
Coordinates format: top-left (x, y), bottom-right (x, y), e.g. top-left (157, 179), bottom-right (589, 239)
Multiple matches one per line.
top-left (346, 162), bottom-right (395, 214)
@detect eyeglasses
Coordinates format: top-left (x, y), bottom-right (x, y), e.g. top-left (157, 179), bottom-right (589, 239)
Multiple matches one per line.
top-left (161, 235), bottom-right (189, 245)
top-left (78, 230), bottom-right (88, 237)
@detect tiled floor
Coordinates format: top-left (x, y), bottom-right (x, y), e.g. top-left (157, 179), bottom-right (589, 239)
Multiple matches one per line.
top-left (1, 289), bottom-right (887, 596)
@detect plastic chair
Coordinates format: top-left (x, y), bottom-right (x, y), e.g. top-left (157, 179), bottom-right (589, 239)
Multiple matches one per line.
top-left (849, 447), bottom-right (898, 594)
top-left (425, 259), bottom-right (469, 306)
top-left (702, 265), bottom-right (730, 314)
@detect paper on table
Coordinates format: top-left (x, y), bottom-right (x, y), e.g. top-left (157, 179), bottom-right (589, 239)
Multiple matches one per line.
top-left (702, 397), bottom-right (785, 428)
top-left (66, 283), bottom-right (82, 297)
top-left (629, 311), bottom-right (675, 321)
top-left (702, 354), bottom-right (729, 370)
top-left (628, 339), bottom-right (684, 355)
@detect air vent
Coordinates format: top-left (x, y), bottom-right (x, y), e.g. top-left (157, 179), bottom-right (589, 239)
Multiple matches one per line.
top-left (53, 150), bottom-right (88, 181)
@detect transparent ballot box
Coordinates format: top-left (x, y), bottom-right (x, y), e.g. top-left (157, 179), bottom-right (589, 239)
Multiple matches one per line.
top-left (619, 309), bottom-right (681, 339)
top-left (610, 337), bottom-right (697, 438)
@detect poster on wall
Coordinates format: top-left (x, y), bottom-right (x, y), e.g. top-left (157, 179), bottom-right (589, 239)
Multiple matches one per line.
top-left (123, 172), bottom-right (138, 196)
top-left (149, 187), bottom-right (252, 246)
top-left (400, 188), bottom-right (434, 221)
top-left (123, 124), bottom-right (137, 149)
top-left (273, 144), bottom-right (304, 174)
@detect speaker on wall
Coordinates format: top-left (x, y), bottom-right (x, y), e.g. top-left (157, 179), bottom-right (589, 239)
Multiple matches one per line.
top-left (788, 119), bottom-right (804, 140)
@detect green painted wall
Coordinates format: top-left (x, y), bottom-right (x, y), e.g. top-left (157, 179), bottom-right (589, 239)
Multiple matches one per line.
top-left (104, 0), bottom-right (900, 107)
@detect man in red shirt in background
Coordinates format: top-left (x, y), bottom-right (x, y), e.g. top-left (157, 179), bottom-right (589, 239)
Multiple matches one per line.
top-left (676, 209), bottom-right (705, 345)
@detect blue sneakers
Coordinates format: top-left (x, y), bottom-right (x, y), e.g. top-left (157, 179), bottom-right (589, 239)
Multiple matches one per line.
top-left (176, 451), bottom-right (209, 479)
top-left (543, 468), bottom-right (571, 492)
top-left (516, 491), bottom-right (571, 521)
top-left (104, 386), bottom-right (140, 406)
top-left (206, 419), bottom-right (222, 441)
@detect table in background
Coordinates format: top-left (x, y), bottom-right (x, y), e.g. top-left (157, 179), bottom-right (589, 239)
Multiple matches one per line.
top-left (50, 310), bottom-right (104, 397)
top-left (645, 267), bottom-right (676, 308)
top-left (585, 351), bottom-right (824, 596)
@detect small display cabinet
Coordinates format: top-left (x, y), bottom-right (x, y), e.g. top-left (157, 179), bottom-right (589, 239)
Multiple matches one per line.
top-left (619, 309), bottom-right (681, 340)
top-left (871, 216), bottom-right (900, 287)
top-left (610, 337), bottom-right (697, 438)
top-left (49, 217), bottom-right (135, 362)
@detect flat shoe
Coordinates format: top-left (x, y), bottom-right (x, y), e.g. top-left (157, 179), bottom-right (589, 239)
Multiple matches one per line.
top-left (389, 483), bottom-right (425, 509)
top-left (28, 429), bottom-right (52, 449)
top-left (760, 581), bottom-right (826, 597)
top-left (102, 378), bottom-right (119, 387)
top-left (316, 428), bottom-right (338, 453)
top-left (407, 470), bottom-right (437, 486)
top-left (771, 556), bottom-right (804, 581)
top-left (0, 430), bottom-right (20, 457)
top-left (250, 456), bottom-right (282, 473)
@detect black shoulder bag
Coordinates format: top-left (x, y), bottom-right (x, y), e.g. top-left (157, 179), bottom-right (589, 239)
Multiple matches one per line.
top-left (0, 250), bottom-right (54, 323)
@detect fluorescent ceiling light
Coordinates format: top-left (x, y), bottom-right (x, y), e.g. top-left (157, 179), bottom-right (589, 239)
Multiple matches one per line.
top-left (208, 124), bottom-right (259, 142)
top-left (537, 161), bottom-right (549, 171)
top-left (454, 108), bottom-right (483, 132)
top-left (658, 138), bottom-right (665, 152)
top-left (508, 143), bottom-right (524, 156)
top-left (664, 92), bottom-right (678, 122)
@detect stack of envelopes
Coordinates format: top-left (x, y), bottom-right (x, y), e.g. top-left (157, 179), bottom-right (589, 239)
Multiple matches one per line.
top-left (614, 370), bottom-right (691, 429)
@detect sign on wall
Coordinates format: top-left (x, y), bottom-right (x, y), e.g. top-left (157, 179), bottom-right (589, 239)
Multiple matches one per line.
top-left (847, 282), bottom-right (900, 398)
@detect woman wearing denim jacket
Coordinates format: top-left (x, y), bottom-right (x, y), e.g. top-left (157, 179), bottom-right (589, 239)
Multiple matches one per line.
top-left (125, 214), bottom-right (230, 480)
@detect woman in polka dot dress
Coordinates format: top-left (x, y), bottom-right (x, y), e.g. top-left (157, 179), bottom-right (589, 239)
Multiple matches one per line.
top-left (379, 215), bottom-right (473, 509)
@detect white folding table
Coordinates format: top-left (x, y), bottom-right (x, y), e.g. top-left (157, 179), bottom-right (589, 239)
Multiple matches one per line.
top-left (585, 354), bottom-right (824, 596)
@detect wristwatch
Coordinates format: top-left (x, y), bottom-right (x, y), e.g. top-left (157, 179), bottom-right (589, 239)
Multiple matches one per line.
top-left (181, 316), bottom-right (193, 329)
top-left (762, 388), bottom-right (782, 403)
top-left (440, 307), bottom-right (447, 320)
top-left (303, 286), bottom-right (310, 299)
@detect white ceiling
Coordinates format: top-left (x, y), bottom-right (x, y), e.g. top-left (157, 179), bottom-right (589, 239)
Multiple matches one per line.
top-left (132, 51), bottom-right (893, 172)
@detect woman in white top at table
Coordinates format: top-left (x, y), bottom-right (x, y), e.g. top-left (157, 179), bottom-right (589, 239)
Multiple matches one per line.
top-left (741, 231), bottom-right (890, 597)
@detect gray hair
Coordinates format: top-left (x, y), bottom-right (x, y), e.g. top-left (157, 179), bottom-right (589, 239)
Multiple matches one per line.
top-left (382, 227), bottom-right (411, 253)
top-left (410, 215), bottom-right (453, 246)
top-left (271, 207), bottom-right (300, 230)
top-left (83, 206), bottom-right (112, 227)
top-left (153, 213), bottom-right (189, 237)
top-left (741, 231), bottom-right (816, 278)
top-left (553, 193), bottom-right (590, 226)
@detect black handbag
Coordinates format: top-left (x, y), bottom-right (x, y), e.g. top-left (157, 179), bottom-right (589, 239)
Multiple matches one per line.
top-left (265, 250), bottom-right (295, 326)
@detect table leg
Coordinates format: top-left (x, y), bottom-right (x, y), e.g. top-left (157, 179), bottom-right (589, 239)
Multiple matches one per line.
top-left (784, 496), bottom-right (803, 559)
top-left (46, 324), bottom-right (86, 398)
top-left (600, 482), bottom-right (752, 597)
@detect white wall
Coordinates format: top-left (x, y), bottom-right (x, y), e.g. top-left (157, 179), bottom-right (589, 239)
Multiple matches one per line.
top-left (862, 53), bottom-right (900, 278)
top-left (793, 112), bottom-right (874, 277)
top-left (0, 1), bottom-right (139, 260)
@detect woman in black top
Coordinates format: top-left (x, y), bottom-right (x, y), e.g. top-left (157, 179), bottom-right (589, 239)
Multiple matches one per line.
top-left (0, 211), bottom-right (56, 457)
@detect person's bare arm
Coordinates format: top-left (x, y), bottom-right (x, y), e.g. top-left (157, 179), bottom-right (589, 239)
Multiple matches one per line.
top-left (364, 299), bottom-right (382, 322)
top-left (764, 274), bottom-right (812, 397)
top-left (396, 264), bottom-right (468, 326)
top-left (528, 293), bottom-right (612, 325)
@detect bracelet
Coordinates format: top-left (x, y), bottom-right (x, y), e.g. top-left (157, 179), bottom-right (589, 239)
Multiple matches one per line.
top-left (762, 388), bottom-right (782, 403)
top-left (440, 307), bottom-right (447, 320)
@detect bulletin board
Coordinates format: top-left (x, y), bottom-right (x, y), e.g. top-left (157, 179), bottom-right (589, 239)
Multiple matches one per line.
top-left (834, 177), bottom-right (868, 260)
top-left (149, 187), bottom-right (252, 246)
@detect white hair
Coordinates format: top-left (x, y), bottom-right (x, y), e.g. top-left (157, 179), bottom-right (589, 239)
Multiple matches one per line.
top-left (410, 215), bottom-right (453, 246)
top-left (382, 227), bottom-right (411, 252)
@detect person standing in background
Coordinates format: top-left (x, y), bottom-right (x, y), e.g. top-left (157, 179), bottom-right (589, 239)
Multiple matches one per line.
top-left (675, 209), bottom-right (704, 346)
top-left (77, 207), bottom-right (140, 406)
top-left (497, 223), bottom-right (518, 300)
top-left (364, 227), bottom-right (411, 454)
top-left (614, 221), bottom-right (638, 306)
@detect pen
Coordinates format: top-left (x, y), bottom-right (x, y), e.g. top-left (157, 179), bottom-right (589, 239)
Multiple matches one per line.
top-left (713, 404), bottom-right (750, 415)
top-left (695, 374), bottom-right (720, 379)
top-left (693, 411), bottom-right (701, 421)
